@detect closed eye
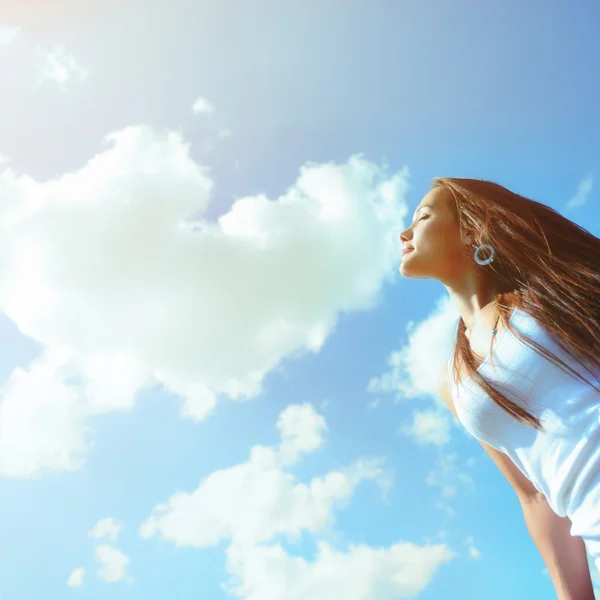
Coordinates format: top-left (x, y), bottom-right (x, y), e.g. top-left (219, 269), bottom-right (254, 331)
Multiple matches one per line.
top-left (410, 214), bottom-right (430, 227)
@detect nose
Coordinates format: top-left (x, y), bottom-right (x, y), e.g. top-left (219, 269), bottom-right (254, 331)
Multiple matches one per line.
top-left (399, 228), bottom-right (412, 244)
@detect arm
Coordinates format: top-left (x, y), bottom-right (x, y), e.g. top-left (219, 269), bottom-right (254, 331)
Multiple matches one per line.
top-left (520, 493), bottom-right (594, 600)
top-left (437, 362), bottom-right (595, 600)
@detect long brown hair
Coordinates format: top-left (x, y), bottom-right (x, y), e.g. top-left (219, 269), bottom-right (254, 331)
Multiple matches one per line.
top-left (434, 177), bottom-right (600, 430)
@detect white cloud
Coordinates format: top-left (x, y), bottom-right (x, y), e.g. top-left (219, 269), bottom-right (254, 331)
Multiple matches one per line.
top-left (192, 96), bottom-right (215, 115)
top-left (0, 25), bottom-right (20, 44)
top-left (141, 454), bottom-right (388, 548)
top-left (140, 403), bottom-right (390, 548)
top-left (567, 173), bottom-right (593, 209)
top-left (367, 294), bottom-right (458, 402)
top-left (0, 348), bottom-right (88, 477)
top-left (142, 403), bottom-right (454, 598)
top-left (67, 567), bottom-right (85, 587)
top-left (35, 43), bottom-right (88, 91)
top-left (277, 403), bottom-right (327, 465)
top-left (218, 128), bottom-right (234, 139)
top-left (225, 540), bottom-right (455, 600)
top-left (0, 125), bottom-right (408, 476)
top-left (95, 545), bottom-right (131, 583)
top-left (89, 517), bottom-right (122, 542)
top-left (399, 408), bottom-right (452, 447)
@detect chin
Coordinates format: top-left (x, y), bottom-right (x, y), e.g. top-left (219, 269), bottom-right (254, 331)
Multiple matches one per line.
top-left (399, 258), bottom-right (430, 279)
top-left (399, 264), bottom-right (419, 278)
top-left (399, 269), bottom-right (430, 280)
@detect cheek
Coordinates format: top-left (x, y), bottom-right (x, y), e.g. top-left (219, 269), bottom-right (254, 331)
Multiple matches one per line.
top-left (420, 223), bottom-right (464, 257)
top-left (417, 222), bottom-right (449, 247)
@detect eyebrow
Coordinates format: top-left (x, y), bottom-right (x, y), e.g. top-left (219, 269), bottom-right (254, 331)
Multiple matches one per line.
top-left (412, 204), bottom-right (433, 222)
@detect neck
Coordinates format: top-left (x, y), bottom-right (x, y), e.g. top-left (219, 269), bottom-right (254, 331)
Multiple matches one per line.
top-left (443, 272), bottom-right (498, 333)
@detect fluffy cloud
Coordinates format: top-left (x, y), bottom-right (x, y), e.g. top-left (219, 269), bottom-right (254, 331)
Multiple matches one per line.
top-left (141, 404), bottom-right (455, 598)
top-left (0, 125), bottom-right (408, 476)
top-left (225, 540), bottom-right (455, 600)
top-left (89, 517), bottom-right (122, 542)
top-left (69, 519), bottom-right (128, 585)
top-left (277, 403), bottom-right (327, 465)
top-left (140, 403), bottom-right (390, 547)
top-left (367, 294), bottom-right (458, 402)
top-left (95, 545), bottom-right (131, 583)
top-left (35, 43), bottom-right (88, 91)
top-left (67, 567), bottom-right (85, 587)
top-left (0, 347), bottom-right (88, 477)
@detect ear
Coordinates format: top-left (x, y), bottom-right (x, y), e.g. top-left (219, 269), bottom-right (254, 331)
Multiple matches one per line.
top-left (463, 233), bottom-right (474, 245)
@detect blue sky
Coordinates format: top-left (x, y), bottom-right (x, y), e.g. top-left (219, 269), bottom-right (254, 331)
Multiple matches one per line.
top-left (0, 1), bottom-right (599, 598)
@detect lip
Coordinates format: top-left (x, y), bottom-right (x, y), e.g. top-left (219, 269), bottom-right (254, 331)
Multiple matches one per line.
top-left (401, 248), bottom-right (414, 256)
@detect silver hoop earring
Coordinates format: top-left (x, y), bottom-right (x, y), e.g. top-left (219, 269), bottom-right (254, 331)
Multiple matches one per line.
top-left (473, 243), bottom-right (495, 266)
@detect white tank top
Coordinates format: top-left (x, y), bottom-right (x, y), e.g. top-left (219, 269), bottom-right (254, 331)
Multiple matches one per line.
top-left (449, 306), bottom-right (600, 562)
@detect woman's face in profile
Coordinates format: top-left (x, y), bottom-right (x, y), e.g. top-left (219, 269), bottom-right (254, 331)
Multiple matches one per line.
top-left (399, 187), bottom-right (471, 281)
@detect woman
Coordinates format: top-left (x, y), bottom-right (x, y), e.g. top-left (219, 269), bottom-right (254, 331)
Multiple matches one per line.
top-left (399, 178), bottom-right (600, 600)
